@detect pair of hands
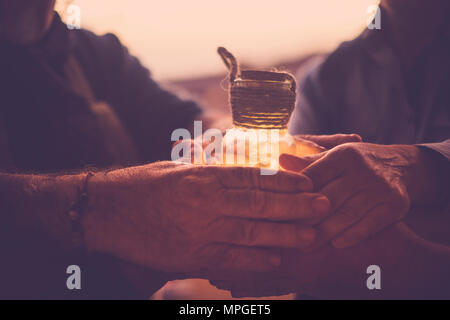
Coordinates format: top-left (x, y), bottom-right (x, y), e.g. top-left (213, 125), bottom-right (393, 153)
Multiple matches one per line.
top-left (280, 135), bottom-right (414, 250)
top-left (82, 158), bottom-right (330, 278)
top-left (82, 133), bottom-right (437, 297)
top-left (211, 134), bottom-right (446, 297)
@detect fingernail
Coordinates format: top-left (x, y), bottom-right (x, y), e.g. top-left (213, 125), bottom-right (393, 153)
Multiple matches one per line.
top-left (269, 255), bottom-right (281, 267)
top-left (313, 196), bottom-right (330, 214)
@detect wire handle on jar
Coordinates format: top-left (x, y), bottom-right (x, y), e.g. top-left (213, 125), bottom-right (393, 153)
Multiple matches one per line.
top-left (217, 47), bottom-right (240, 82)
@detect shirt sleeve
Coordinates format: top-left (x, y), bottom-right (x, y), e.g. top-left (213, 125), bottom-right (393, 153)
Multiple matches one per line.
top-left (418, 139), bottom-right (450, 161)
top-left (288, 54), bottom-right (343, 136)
top-left (417, 140), bottom-right (450, 207)
top-left (288, 38), bottom-right (373, 138)
top-left (289, 59), bottom-right (332, 135)
top-left (75, 32), bottom-right (202, 163)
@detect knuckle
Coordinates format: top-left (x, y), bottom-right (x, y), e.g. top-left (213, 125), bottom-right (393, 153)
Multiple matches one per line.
top-left (389, 186), bottom-right (411, 213)
top-left (335, 143), bottom-right (363, 162)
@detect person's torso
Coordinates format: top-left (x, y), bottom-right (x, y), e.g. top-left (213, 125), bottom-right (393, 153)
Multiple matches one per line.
top-left (0, 32), bottom-right (139, 172)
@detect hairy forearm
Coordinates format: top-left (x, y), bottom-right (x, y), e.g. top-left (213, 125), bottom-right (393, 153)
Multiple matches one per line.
top-left (0, 172), bottom-right (86, 249)
top-left (0, 169), bottom-right (172, 298)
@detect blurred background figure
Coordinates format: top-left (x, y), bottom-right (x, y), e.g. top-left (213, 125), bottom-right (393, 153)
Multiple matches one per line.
top-left (289, 0), bottom-right (450, 146)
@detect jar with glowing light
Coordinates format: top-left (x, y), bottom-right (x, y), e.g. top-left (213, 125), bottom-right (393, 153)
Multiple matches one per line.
top-left (217, 47), bottom-right (319, 170)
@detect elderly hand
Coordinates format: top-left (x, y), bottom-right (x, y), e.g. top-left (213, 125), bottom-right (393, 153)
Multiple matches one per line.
top-left (280, 141), bottom-right (445, 249)
top-left (209, 135), bottom-right (449, 298)
top-left (82, 161), bottom-right (331, 278)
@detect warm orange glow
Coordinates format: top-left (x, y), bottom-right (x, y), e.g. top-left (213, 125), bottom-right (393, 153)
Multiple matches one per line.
top-left (61, 0), bottom-right (379, 80)
top-left (221, 129), bottom-right (292, 169)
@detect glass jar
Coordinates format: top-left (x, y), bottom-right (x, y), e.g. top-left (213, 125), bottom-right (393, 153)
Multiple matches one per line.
top-left (217, 47), bottom-right (320, 171)
top-left (222, 71), bottom-right (296, 170)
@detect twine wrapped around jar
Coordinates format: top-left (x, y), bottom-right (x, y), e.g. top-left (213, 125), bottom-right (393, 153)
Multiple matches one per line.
top-left (217, 47), bottom-right (297, 130)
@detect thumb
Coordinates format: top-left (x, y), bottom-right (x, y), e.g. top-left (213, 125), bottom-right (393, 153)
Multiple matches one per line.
top-left (279, 152), bottom-right (326, 172)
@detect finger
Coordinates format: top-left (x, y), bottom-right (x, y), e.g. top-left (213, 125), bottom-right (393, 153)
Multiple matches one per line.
top-left (308, 190), bottom-right (381, 249)
top-left (279, 153), bottom-right (326, 172)
top-left (292, 137), bottom-right (326, 155)
top-left (296, 134), bottom-right (362, 149)
top-left (318, 172), bottom-right (369, 211)
top-left (215, 166), bottom-right (314, 192)
top-left (215, 218), bottom-right (316, 249)
top-left (221, 190), bottom-right (330, 222)
top-left (206, 245), bottom-right (281, 273)
top-left (301, 150), bottom-right (346, 190)
top-left (331, 203), bottom-right (403, 248)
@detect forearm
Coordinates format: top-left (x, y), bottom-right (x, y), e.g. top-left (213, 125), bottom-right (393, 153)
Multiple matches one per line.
top-left (0, 172), bottom-right (86, 249)
top-left (0, 168), bottom-right (172, 298)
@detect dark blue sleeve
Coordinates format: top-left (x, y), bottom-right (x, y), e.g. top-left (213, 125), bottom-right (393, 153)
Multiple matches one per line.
top-left (288, 37), bottom-right (372, 138)
top-left (289, 58), bottom-right (334, 135)
top-left (288, 45), bottom-right (352, 136)
top-left (419, 140), bottom-right (450, 161)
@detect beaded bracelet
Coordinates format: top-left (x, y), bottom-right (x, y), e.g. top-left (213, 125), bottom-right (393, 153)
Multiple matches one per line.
top-left (68, 172), bottom-right (95, 249)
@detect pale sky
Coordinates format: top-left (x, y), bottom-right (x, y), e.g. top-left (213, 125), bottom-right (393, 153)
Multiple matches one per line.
top-left (62, 0), bottom-right (379, 80)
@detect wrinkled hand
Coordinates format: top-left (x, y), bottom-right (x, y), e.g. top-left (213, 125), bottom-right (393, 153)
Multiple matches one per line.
top-left (82, 161), bottom-right (331, 278)
top-left (280, 142), bottom-right (426, 249)
top-left (207, 134), bottom-right (361, 295)
top-left (209, 136), bottom-right (448, 298)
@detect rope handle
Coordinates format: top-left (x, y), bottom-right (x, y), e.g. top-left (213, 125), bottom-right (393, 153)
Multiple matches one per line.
top-left (217, 47), bottom-right (240, 82)
top-left (217, 47), bottom-right (296, 93)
